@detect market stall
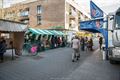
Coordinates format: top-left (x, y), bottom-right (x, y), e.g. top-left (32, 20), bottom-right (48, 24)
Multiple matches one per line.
top-left (0, 19), bottom-right (28, 55)
top-left (24, 28), bottom-right (66, 51)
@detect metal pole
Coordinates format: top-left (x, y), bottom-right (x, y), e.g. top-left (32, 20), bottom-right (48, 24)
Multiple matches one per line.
top-left (106, 16), bottom-right (109, 60)
top-left (11, 41), bottom-right (14, 60)
top-left (12, 47), bottom-right (14, 60)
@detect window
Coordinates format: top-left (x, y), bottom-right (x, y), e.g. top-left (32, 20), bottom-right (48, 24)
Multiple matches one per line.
top-left (115, 12), bottom-right (120, 29)
top-left (37, 16), bottom-right (42, 25)
top-left (20, 8), bottom-right (29, 17)
top-left (37, 5), bottom-right (42, 14)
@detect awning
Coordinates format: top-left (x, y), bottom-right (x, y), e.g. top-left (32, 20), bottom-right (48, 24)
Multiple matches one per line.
top-left (57, 31), bottom-right (65, 35)
top-left (37, 29), bottom-right (48, 35)
top-left (0, 19), bottom-right (28, 32)
top-left (43, 30), bottom-right (53, 35)
top-left (49, 30), bottom-right (65, 35)
top-left (28, 28), bottom-right (65, 35)
top-left (29, 28), bottom-right (42, 34)
top-left (49, 30), bottom-right (59, 35)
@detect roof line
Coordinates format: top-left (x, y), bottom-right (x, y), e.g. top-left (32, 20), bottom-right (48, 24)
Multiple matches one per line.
top-left (0, 19), bottom-right (27, 25)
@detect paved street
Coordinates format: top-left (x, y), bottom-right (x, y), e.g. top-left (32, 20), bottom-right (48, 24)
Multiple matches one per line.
top-left (0, 47), bottom-right (120, 80)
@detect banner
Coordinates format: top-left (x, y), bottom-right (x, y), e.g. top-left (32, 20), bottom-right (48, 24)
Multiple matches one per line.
top-left (80, 19), bottom-right (104, 30)
top-left (80, 19), bottom-right (108, 48)
top-left (90, 1), bottom-right (103, 18)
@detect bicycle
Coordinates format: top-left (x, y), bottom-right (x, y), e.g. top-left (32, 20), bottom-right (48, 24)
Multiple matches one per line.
top-left (23, 43), bottom-right (38, 56)
top-left (29, 44), bottom-right (38, 56)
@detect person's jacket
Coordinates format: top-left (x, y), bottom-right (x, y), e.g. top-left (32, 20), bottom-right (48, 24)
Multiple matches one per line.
top-left (0, 42), bottom-right (6, 54)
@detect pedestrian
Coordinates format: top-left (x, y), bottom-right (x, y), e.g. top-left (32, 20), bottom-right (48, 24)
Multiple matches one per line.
top-left (61, 36), bottom-right (65, 47)
top-left (54, 36), bottom-right (58, 48)
top-left (89, 38), bottom-right (93, 51)
top-left (37, 35), bottom-right (41, 52)
top-left (0, 38), bottom-right (7, 63)
top-left (84, 37), bottom-right (88, 51)
top-left (80, 37), bottom-right (85, 51)
top-left (51, 35), bottom-right (55, 49)
top-left (99, 36), bottom-right (103, 50)
top-left (41, 35), bottom-right (46, 51)
top-left (71, 36), bottom-right (80, 62)
top-left (57, 37), bottom-right (61, 47)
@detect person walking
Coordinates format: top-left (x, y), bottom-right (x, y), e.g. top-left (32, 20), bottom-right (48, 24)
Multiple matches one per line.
top-left (84, 37), bottom-right (88, 51)
top-left (0, 38), bottom-right (7, 63)
top-left (71, 36), bottom-right (80, 62)
top-left (80, 37), bottom-right (85, 51)
top-left (51, 35), bottom-right (55, 49)
top-left (89, 38), bottom-right (93, 51)
top-left (99, 37), bottom-right (103, 50)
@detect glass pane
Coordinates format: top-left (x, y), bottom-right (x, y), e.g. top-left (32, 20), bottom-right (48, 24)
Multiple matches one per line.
top-left (115, 12), bottom-right (120, 28)
top-left (37, 5), bottom-right (42, 14)
top-left (37, 16), bottom-right (41, 24)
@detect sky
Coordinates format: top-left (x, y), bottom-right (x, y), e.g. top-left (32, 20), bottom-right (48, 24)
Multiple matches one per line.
top-left (75, 0), bottom-right (120, 14)
top-left (3, 0), bottom-right (26, 7)
top-left (3, 0), bottom-right (120, 14)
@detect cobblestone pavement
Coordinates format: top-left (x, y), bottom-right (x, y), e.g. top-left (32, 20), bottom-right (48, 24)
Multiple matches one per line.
top-left (0, 47), bottom-right (120, 80)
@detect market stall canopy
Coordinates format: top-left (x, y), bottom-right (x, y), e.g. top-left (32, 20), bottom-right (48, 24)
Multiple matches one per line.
top-left (29, 28), bottom-right (42, 35)
top-left (37, 29), bottom-right (48, 35)
top-left (43, 30), bottom-right (53, 35)
top-left (57, 31), bottom-right (65, 35)
top-left (28, 28), bottom-right (65, 35)
top-left (0, 19), bottom-right (28, 32)
top-left (29, 28), bottom-right (51, 35)
top-left (49, 30), bottom-right (65, 35)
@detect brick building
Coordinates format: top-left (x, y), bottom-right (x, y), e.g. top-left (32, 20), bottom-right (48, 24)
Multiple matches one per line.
top-left (0, 0), bottom-right (3, 8)
top-left (0, 0), bottom-right (3, 19)
top-left (2, 0), bottom-right (90, 31)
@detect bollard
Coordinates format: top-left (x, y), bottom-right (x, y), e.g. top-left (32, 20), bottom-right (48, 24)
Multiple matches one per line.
top-left (102, 50), bottom-right (106, 60)
top-left (102, 47), bottom-right (106, 60)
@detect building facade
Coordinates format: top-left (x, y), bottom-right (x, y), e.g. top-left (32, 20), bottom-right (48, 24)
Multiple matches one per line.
top-left (2, 0), bottom-right (90, 31)
top-left (65, 0), bottom-right (90, 31)
top-left (0, 0), bottom-right (3, 8)
top-left (0, 9), bottom-right (2, 19)
top-left (0, 0), bottom-right (3, 19)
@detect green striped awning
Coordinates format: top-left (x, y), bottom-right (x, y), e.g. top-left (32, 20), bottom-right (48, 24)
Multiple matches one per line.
top-left (29, 28), bottom-right (42, 34)
top-left (49, 30), bottom-right (64, 35)
top-left (57, 31), bottom-right (65, 35)
top-left (37, 29), bottom-right (48, 35)
top-left (28, 28), bottom-right (65, 35)
top-left (43, 30), bottom-right (53, 35)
